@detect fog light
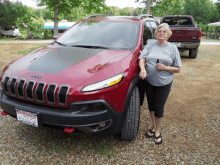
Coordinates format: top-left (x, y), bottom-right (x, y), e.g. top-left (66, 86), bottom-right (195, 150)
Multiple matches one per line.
top-left (80, 104), bottom-right (90, 111)
top-left (99, 122), bottom-right (106, 128)
top-left (80, 102), bottom-right (105, 111)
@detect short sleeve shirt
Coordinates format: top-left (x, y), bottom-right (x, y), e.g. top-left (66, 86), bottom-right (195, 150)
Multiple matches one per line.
top-left (139, 40), bottom-right (182, 86)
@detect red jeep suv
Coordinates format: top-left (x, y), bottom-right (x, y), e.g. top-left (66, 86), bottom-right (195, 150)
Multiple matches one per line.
top-left (0, 14), bottom-right (158, 140)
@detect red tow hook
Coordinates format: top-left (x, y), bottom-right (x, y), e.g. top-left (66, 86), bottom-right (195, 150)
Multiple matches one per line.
top-left (1, 111), bottom-right (8, 116)
top-left (64, 127), bottom-right (75, 133)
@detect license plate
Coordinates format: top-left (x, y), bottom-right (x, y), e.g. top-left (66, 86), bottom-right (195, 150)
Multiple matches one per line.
top-left (16, 109), bottom-right (38, 127)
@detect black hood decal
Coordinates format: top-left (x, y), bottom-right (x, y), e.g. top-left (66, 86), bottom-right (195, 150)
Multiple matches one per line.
top-left (28, 47), bottom-right (104, 74)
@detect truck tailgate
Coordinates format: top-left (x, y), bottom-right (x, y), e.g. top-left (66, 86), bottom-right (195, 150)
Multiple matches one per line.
top-left (169, 27), bottom-right (201, 43)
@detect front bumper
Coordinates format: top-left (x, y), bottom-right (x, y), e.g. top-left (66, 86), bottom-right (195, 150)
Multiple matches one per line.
top-left (0, 88), bottom-right (125, 135)
top-left (171, 42), bottom-right (200, 49)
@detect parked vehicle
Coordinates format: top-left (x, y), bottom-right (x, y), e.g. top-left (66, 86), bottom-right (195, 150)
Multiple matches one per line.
top-left (0, 14), bottom-right (158, 140)
top-left (1, 26), bottom-right (21, 37)
top-left (161, 15), bottom-right (202, 59)
top-left (42, 20), bottom-right (76, 33)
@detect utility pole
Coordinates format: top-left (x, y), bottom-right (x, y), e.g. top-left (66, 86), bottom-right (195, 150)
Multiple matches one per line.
top-left (140, 0), bottom-right (151, 14)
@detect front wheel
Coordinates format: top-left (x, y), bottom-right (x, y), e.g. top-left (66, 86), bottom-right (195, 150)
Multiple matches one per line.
top-left (121, 86), bottom-right (140, 140)
top-left (189, 48), bottom-right (198, 59)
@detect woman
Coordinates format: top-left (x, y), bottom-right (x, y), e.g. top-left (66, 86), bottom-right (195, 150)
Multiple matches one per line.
top-left (138, 23), bottom-right (182, 145)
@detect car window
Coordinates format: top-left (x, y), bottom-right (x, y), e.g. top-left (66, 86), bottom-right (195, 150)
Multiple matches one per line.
top-left (143, 21), bottom-right (153, 46)
top-left (149, 21), bottom-right (158, 37)
top-left (57, 21), bottom-right (140, 51)
top-left (163, 17), bottom-right (193, 26)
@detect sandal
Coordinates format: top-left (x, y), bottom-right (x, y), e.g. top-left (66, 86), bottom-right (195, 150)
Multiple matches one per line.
top-left (145, 129), bottom-right (155, 138)
top-left (154, 134), bottom-right (163, 145)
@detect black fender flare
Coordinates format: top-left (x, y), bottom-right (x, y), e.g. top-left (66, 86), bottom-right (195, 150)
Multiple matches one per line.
top-left (114, 75), bottom-right (142, 133)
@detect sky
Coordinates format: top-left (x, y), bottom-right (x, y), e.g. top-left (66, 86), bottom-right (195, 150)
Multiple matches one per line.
top-left (9, 0), bottom-right (218, 9)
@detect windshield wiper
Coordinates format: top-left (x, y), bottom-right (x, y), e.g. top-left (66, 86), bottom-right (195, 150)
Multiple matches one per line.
top-left (71, 45), bottom-right (109, 49)
top-left (54, 41), bottom-right (66, 46)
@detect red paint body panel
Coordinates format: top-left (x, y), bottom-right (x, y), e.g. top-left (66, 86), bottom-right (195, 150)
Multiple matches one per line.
top-left (1, 16), bottom-right (144, 112)
top-left (1, 47), bottom-right (142, 112)
top-left (169, 27), bottom-right (201, 42)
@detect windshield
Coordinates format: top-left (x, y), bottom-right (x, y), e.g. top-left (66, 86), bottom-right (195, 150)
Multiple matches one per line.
top-left (57, 21), bottom-right (140, 50)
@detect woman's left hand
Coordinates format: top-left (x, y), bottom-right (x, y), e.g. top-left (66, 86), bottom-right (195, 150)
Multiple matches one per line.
top-left (156, 63), bottom-right (167, 71)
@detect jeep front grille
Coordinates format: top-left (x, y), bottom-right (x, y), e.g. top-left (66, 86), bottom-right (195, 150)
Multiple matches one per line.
top-left (46, 84), bottom-right (57, 104)
top-left (36, 82), bottom-right (45, 102)
top-left (2, 77), bottom-right (69, 107)
top-left (9, 77), bottom-right (17, 96)
top-left (58, 85), bottom-right (70, 105)
top-left (3, 76), bottom-right (10, 94)
top-left (26, 81), bottom-right (35, 101)
top-left (18, 79), bottom-right (26, 98)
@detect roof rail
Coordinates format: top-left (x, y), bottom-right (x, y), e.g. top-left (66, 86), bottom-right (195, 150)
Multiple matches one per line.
top-left (84, 14), bottom-right (113, 19)
top-left (137, 14), bottom-right (153, 19)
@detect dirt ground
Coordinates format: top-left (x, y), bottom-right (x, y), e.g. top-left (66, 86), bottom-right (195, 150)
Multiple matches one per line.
top-left (0, 41), bottom-right (220, 164)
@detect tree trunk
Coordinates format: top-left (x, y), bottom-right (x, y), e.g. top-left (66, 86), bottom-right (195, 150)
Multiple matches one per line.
top-left (145, 0), bottom-right (151, 14)
top-left (54, 3), bottom-right (59, 36)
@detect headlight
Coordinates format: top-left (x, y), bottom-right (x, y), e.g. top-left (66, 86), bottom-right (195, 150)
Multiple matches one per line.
top-left (82, 73), bottom-right (124, 92)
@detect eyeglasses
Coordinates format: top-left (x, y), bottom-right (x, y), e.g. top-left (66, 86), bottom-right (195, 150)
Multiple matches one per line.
top-left (158, 30), bottom-right (167, 34)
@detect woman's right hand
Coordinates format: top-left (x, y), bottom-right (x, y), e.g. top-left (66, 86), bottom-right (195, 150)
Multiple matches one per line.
top-left (139, 69), bottom-right (147, 80)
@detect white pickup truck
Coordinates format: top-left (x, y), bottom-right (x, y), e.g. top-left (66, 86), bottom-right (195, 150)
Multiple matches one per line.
top-left (1, 26), bottom-right (21, 37)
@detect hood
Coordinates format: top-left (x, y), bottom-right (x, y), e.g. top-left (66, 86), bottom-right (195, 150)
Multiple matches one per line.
top-left (3, 45), bottom-right (131, 90)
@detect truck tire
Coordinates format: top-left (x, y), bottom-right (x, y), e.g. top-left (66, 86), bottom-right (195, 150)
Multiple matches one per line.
top-left (121, 86), bottom-right (140, 140)
top-left (189, 48), bottom-right (198, 59)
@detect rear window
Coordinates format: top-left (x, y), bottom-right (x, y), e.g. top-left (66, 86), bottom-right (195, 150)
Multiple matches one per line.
top-left (163, 17), bottom-right (193, 26)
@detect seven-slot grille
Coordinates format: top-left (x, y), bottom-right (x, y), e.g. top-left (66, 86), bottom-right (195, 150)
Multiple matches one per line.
top-left (9, 77), bottom-right (17, 96)
top-left (18, 79), bottom-right (26, 98)
top-left (35, 82), bottom-right (45, 102)
top-left (26, 80), bottom-right (35, 101)
top-left (3, 76), bottom-right (10, 94)
top-left (2, 76), bottom-right (70, 106)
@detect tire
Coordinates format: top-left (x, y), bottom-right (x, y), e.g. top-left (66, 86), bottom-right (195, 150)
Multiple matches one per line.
top-left (189, 48), bottom-right (198, 59)
top-left (121, 86), bottom-right (140, 140)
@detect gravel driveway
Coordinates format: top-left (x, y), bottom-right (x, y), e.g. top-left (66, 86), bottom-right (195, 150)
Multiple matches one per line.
top-left (0, 40), bottom-right (220, 164)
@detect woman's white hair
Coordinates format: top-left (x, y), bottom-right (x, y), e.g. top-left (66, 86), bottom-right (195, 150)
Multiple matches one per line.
top-left (154, 23), bottom-right (172, 40)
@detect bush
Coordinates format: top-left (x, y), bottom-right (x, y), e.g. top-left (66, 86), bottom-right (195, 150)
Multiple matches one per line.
top-left (210, 33), bottom-right (216, 39)
top-left (43, 29), bottom-right (53, 38)
top-left (197, 23), bottom-right (211, 33)
top-left (30, 17), bottom-right (45, 38)
top-left (20, 29), bottom-right (28, 38)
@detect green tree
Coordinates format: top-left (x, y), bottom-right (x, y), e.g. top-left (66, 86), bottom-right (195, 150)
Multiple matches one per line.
top-left (135, 0), bottom-right (152, 14)
top-left (37, 0), bottom-right (106, 36)
top-left (211, 0), bottom-right (220, 22)
top-left (16, 5), bottom-right (35, 38)
top-left (183, 0), bottom-right (213, 24)
top-left (0, 0), bottom-right (23, 30)
top-left (151, 0), bottom-right (183, 17)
